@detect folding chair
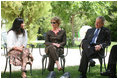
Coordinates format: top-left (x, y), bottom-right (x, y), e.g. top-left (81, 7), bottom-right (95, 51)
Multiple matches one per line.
top-left (79, 43), bottom-right (108, 73)
top-left (39, 43), bottom-right (68, 75)
top-left (3, 44), bottom-right (34, 77)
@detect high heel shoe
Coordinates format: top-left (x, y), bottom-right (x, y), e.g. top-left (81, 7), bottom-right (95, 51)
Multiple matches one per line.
top-left (58, 68), bottom-right (62, 71)
top-left (29, 54), bottom-right (34, 61)
top-left (26, 61), bottom-right (32, 65)
top-left (27, 56), bottom-right (33, 65)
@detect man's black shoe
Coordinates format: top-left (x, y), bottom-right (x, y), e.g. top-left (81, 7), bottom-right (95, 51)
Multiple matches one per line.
top-left (79, 74), bottom-right (87, 78)
top-left (100, 70), bottom-right (111, 76)
top-left (89, 59), bottom-right (96, 67)
top-left (109, 74), bottom-right (117, 78)
top-left (60, 72), bottom-right (71, 78)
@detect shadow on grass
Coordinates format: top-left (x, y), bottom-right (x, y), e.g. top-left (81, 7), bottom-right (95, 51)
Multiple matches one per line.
top-left (1, 65), bottom-right (108, 78)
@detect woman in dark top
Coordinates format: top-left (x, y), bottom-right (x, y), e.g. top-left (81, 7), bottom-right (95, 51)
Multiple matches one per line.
top-left (45, 17), bottom-right (66, 71)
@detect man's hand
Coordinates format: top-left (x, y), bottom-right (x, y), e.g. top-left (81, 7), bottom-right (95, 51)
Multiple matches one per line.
top-left (95, 45), bottom-right (101, 51)
top-left (52, 43), bottom-right (60, 48)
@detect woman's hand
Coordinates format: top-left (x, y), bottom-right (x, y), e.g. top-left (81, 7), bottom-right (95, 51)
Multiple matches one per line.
top-left (52, 43), bottom-right (60, 48)
top-left (20, 45), bottom-right (24, 48)
top-left (14, 46), bottom-right (23, 52)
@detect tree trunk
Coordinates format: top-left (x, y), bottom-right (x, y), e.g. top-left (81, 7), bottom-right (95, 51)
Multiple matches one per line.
top-left (71, 15), bottom-right (75, 46)
top-left (70, 12), bottom-right (87, 46)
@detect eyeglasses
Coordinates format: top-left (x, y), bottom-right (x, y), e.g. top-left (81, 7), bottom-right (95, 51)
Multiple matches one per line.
top-left (51, 22), bottom-right (56, 24)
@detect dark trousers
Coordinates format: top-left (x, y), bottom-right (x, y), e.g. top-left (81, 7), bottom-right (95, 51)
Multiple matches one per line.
top-left (107, 45), bottom-right (117, 75)
top-left (47, 45), bottom-right (59, 71)
top-left (78, 45), bottom-right (103, 74)
top-left (46, 45), bottom-right (64, 71)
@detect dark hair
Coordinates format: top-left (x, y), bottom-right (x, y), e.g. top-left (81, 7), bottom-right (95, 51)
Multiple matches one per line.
top-left (8, 18), bottom-right (25, 36)
top-left (51, 17), bottom-right (61, 25)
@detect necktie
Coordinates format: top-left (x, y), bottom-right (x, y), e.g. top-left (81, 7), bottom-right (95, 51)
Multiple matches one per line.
top-left (90, 29), bottom-right (99, 44)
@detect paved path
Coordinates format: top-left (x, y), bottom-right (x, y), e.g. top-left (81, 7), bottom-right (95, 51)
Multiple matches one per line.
top-left (1, 48), bottom-right (109, 72)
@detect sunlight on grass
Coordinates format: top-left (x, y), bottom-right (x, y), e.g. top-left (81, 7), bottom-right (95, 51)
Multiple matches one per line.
top-left (1, 65), bottom-right (109, 78)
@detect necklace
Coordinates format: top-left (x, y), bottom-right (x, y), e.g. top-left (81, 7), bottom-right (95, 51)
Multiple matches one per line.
top-left (52, 28), bottom-right (61, 35)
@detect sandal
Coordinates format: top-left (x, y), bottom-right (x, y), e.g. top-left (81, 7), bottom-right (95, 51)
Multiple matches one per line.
top-left (21, 71), bottom-right (27, 78)
top-left (58, 68), bottom-right (63, 71)
top-left (29, 54), bottom-right (34, 61)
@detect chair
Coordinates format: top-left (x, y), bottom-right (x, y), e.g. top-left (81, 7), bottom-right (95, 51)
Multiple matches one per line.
top-left (1, 43), bottom-right (7, 55)
top-left (78, 43), bottom-right (108, 73)
top-left (3, 44), bottom-right (34, 78)
top-left (39, 43), bottom-right (68, 75)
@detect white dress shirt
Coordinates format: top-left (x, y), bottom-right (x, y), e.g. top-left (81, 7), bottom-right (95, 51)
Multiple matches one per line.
top-left (7, 30), bottom-right (28, 52)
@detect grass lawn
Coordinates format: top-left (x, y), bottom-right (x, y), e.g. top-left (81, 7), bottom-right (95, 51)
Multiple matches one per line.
top-left (1, 65), bottom-right (109, 78)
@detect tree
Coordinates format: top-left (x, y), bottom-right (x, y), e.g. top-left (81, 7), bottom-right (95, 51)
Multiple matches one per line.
top-left (1, 1), bottom-right (52, 43)
top-left (1, 1), bottom-right (117, 45)
top-left (104, 1), bottom-right (117, 41)
top-left (51, 1), bottom-right (117, 46)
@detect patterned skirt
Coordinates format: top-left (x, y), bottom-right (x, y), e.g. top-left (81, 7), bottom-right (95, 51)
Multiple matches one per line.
top-left (8, 48), bottom-right (33, 66)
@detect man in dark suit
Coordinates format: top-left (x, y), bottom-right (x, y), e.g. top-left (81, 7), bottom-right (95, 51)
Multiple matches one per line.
top-left (78, 16), bottom-right (111, 78)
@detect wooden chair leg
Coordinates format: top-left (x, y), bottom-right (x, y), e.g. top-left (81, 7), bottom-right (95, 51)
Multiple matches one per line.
top-left (44, 57), bottom-right (47, 71)
top-left (42, 56), bottom-right (45, 75)
top-left (62, 57), bottom-right (65, 73)
top-left (3, 57), bottom-right (8, 77)
top-left (88, 62), bottom-right (91, 72)
top-left (9, 57), bottom-right (11, 78)
top-left (30, 65), bottom-right (32, 76)
top-left (99, 59), bottom-right (102, 73)
top-left (42, 55), bottom-right (47, 75)
top-left (103, 58), bottom-right (107, 71)
top-left (60, 56), bottom-right (65, 73)
top-left (4, 47), bottom-right (5, 55)
top-left (60, 57), bottom-right (62, 68)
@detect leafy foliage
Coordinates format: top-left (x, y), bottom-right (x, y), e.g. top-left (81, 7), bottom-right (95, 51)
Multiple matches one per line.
top-left (51, 1), bottom-right (117, 45)
top-left (1, 1), bottom-right (52, 43)
top-left (1, 1), bottom-right (117, 45)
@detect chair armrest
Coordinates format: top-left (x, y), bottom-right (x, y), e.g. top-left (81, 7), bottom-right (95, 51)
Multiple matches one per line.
top-left (104, 46), bottom-right (108, 57)
top-left (39, 43), bottom-right (45, 56)
top-left (3, 43), bottom-right (7, 48)
top-left (2, 43), bottom-right (8, 56)
top-left (97, 46), bottom-right (109, 58)
top-left (27, 44), bottom-right (34, 53)
top-left (27, 44), bottom-right (34, 48)
top-left (78, 44), bottom-right (82, 56)
top-left (64, 44), bottom-right (68, 57)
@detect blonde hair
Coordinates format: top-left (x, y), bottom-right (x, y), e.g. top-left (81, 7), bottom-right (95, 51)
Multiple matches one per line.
top-left (51, 17), bottom-right (61, 25)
